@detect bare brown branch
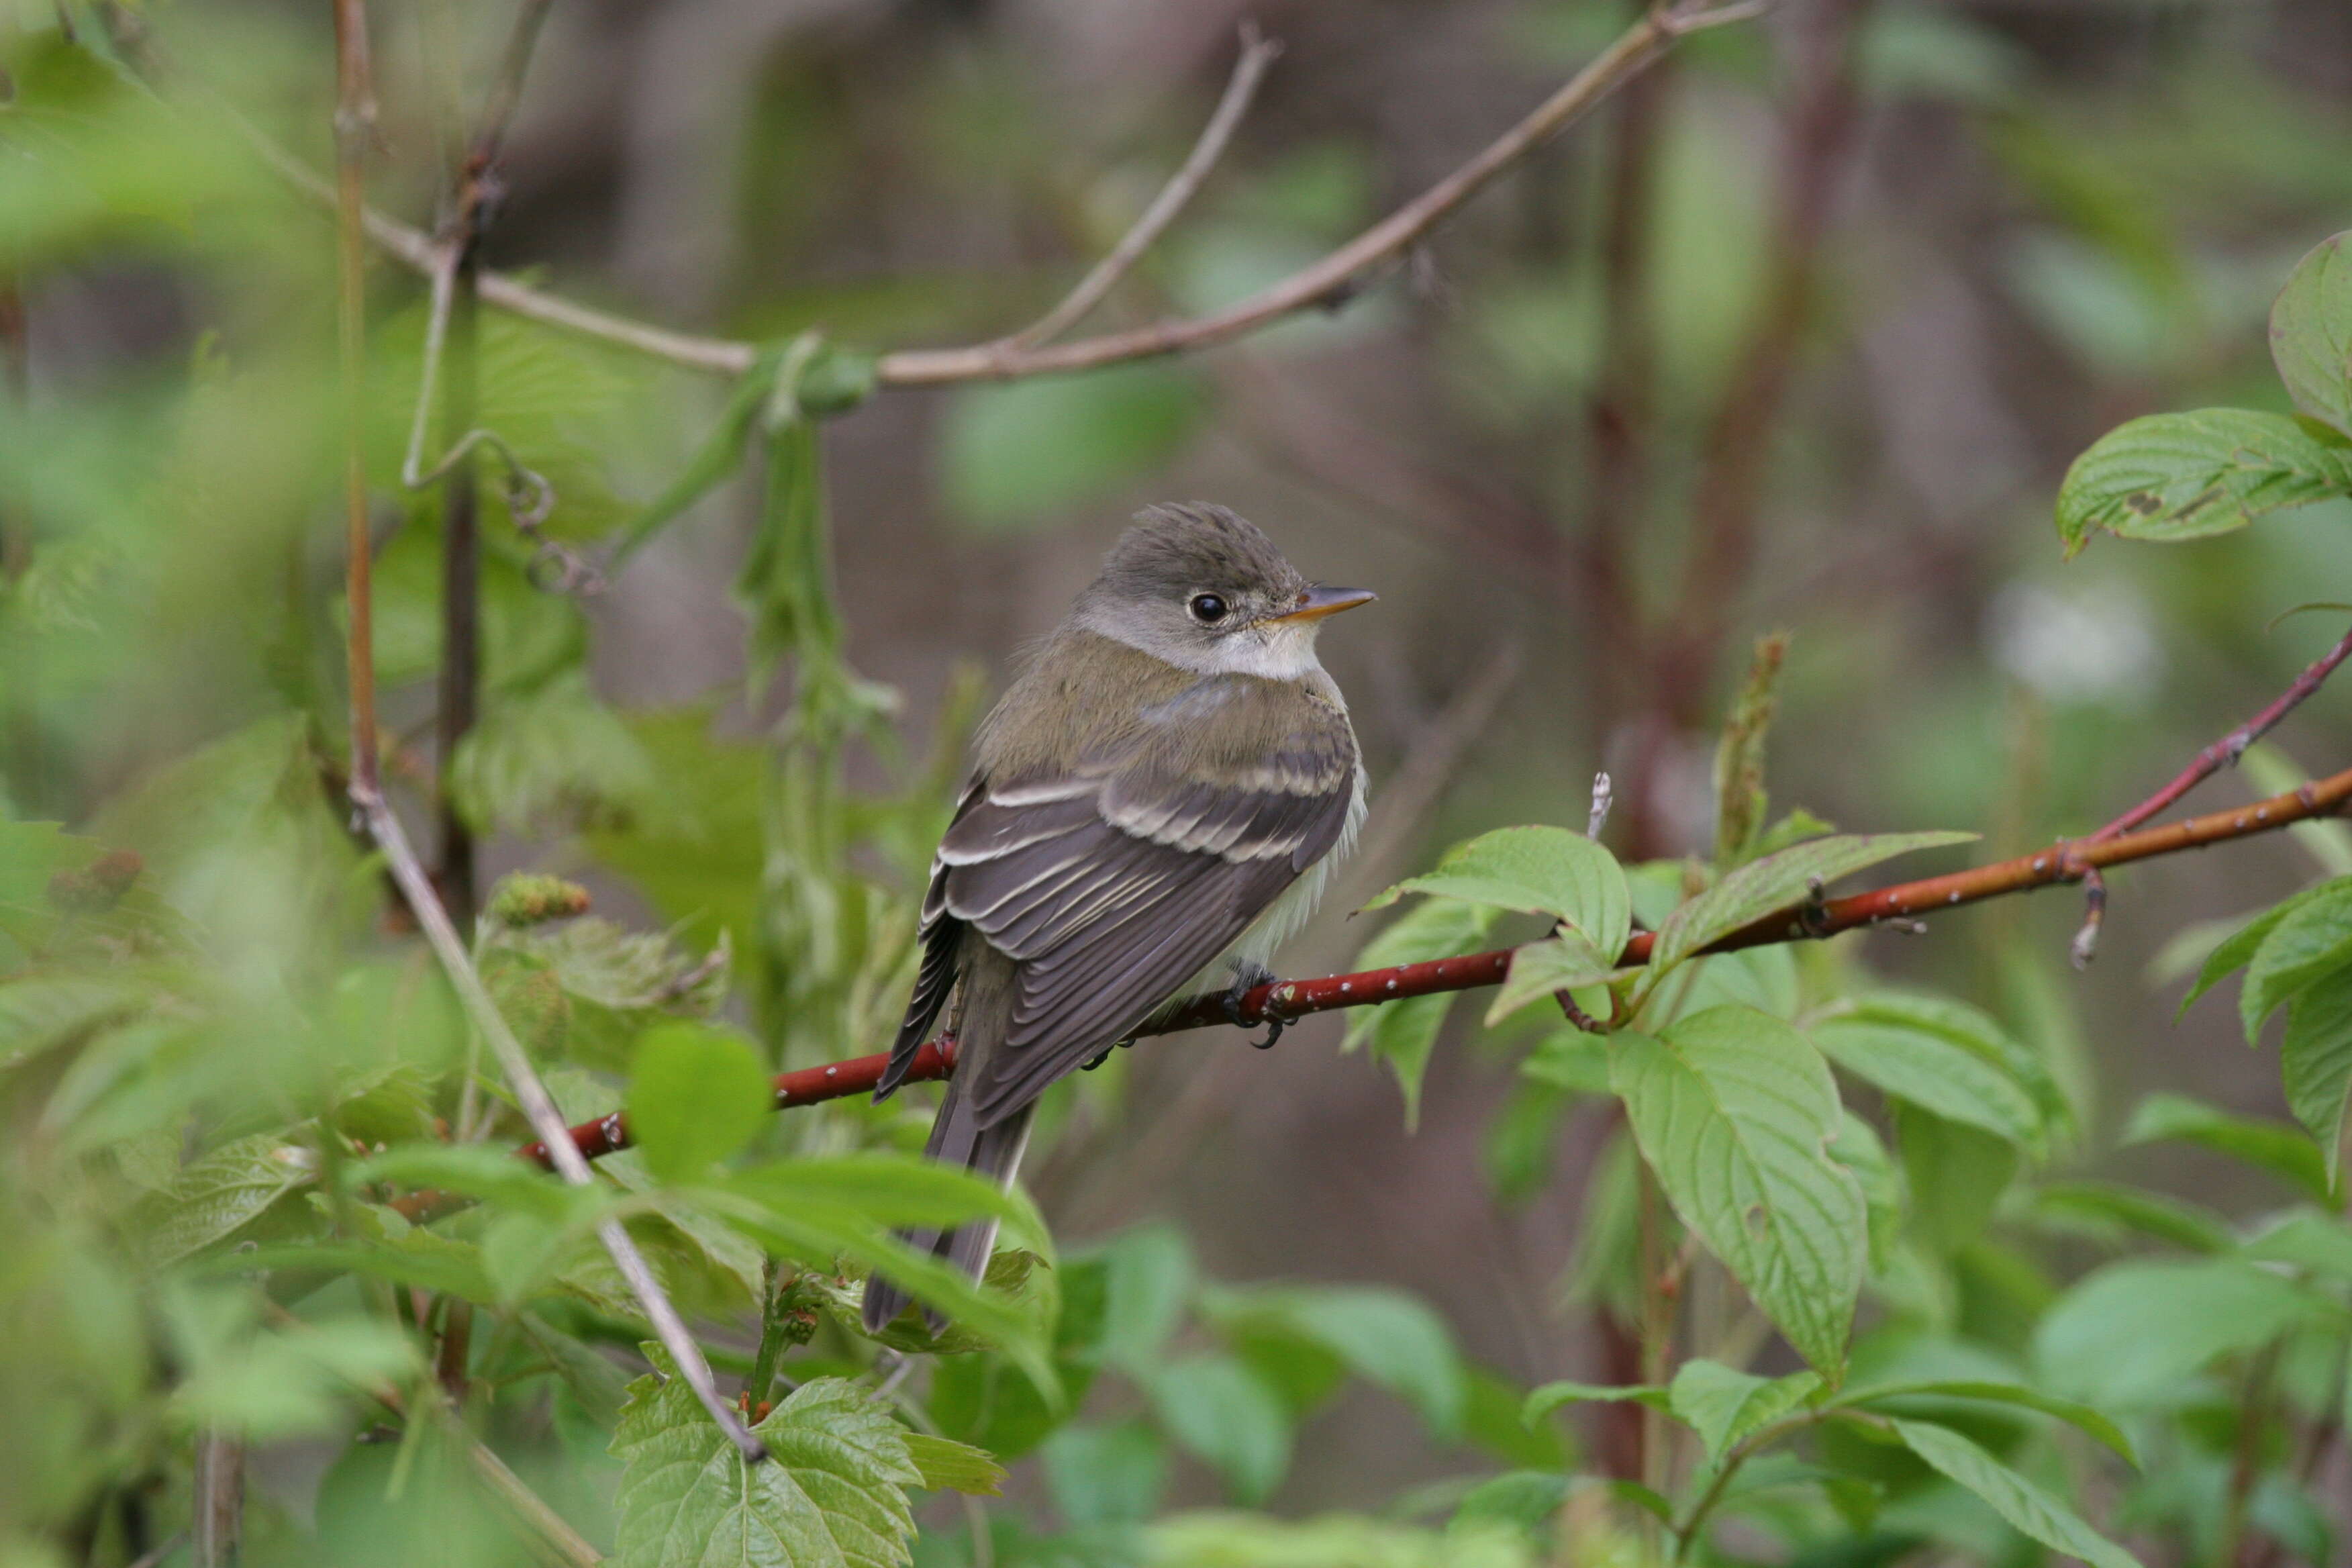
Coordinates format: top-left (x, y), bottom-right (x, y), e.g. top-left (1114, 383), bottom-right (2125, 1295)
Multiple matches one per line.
top-left (1002, 23), bottom-right (1282, 351)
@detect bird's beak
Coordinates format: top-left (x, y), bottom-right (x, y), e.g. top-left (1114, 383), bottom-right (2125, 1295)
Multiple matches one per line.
top-left (1268, 585), bottom-right (1378, 624)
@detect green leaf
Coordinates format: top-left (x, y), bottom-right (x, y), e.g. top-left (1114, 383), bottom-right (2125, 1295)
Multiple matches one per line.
top-left (1829, 1110), bottom-right (1904, 1270)
top-left (1146, 1353), bottom-right (1291, 1504)
top-left (136, 1131), bottom-right (315, 1267)
top-left (2241, 1207), bottom-right (2352, 1282)
top-left (1613, 1007), bottom-right (1866, 1373)
top-left (1897, 1104), bottom-right (2017, 1252)
top-left (1041, 1421), bottom-right (1168, 1527)
top-left (1095, 1224), bottom-right (1196, 1379)
top-left (1365, 826), bottom-right (1630, 959)
top-left (625, 1022), bottom-right (775, 1183)
top-left (1837, 1381), bottom-right (2135, 1465)
top-left (1885, 1418), bottom-right (2141, 1568)
top-left (1206, 1285), bottom-right (1466, 1438)
top-left (2121, 1093), bottom-right (2330, 1205)
top-left (451, 673), bottom-right (657, 839)
top-left (2032, 1257), bottom-right (2343, 1407)
top-left (1484, 931), bottom-right (1614, 1026)
top-left (941, 363), bottom-right (1207, 527)
top-left (2283, 967), bottom-right (2352, 1187)
top-left (2271, 230), bottom-right (2352, 437)
top-left (2026, 1180), bottom-right (2231, 1254)
top-left (1648, 832), bottom-right (1975, 973)
top-left (1452, 1471), bottom-right (1568, 1536)
top-left (1521, 1380), bottom-right (1669, 1426)
top-left (610, 348), bottom-right (783, 565)
top-left (611, 1358), bottom-right (926, 1568)
top-left (1340, 898), bottom-right (1500, 1130)
top-left (1667, 1361), bottom-right (1820, 1465)
top-left (1810, 993), bottom-right (2045, 1148)
top-left (2054, 408), bottom-right (2352, 558)
top-left (2240, 878), bottom-right (2352, 1041)
top-left (899, 1434), bottom-right (1004, 1496)
top-left (2181, 879), bottom-right (2346, 1013)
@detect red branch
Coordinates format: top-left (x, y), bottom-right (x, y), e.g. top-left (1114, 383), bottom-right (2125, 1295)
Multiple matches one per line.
top-left (2088, 620), bottom-right (2352, 843)
top-left (373, 759), bottom-right (2352, 1218)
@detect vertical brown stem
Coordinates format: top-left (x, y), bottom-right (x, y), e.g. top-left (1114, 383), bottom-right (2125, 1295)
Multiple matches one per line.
top-left (435, 241), bottom-right (480, 928)
top-left (1659, 0), bottom-right (1873, 728)
top-left (334, 0), bottom-right (379, 792)
top-left (191, 1432), bottom-right (245, 1568)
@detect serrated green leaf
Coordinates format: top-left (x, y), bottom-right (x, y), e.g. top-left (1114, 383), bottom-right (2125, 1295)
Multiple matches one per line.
top-left (1667, 1360), bottom-right (1820, 1465)
top-left (1340, 899), bottom-right (1499, 1131)
top-left (1886, 1418), bottom-right (2141, 1568)
top-left (610, 1358), bottom-right (926, 1568)
top-left (1612, 1007), bottom-right (1865, 1373)
top-left (2271, 229), bottom-right (2352, 437)
top-left (2120, 1093), bottom-right (2329, 1204)
top-left (1521, 1381), bottom-right (1670, 1426)
top-left (137, 1131), bottom-right (315, 1267)
top-left (1146, 1353), bottom-right (1291, 1504)
top-left (899, 1433), bottom-right (1004, 1496)
top-left (1839, 1381), bottom-right (2135, 1465)
top-left (1811, 993), bottom-right (2047, 1149)
top-left (2282, 966), bottom-right (2352, 1186)
top-left (626, 1022), bottom-right (774, 1183)
top-left (2181, 880), bottom-right (2346, 1014)
top-left (1365, 826), bottom-right (1630, 959)
top-left (2033, 1257), bottom-right (2343, 1408)
top-left (2055, 408), bottom-right (2352, 558)
top-left (1649, 832), bottom-right (1974, 973)
top-left (449, 673), bottom-right (657, 840)
top-left (1484, 931), bottom-right (1615, 1026)
top-left (2241, 878), bottom-right (2352, 1042)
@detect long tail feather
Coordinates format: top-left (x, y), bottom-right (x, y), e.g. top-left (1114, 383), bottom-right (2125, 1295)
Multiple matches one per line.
top-left (862, 1073), bottom-right (1032, 1333)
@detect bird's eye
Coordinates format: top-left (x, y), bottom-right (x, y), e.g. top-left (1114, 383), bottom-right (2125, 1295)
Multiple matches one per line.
top-left (1188, 593), bottom-right (1229, 624)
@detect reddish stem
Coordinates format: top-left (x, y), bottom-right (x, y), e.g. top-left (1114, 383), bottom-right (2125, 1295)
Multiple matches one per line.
top-left (2089, 620), bottom-right (2352, 842)
top-left (375, 758), bottom-right (2352, 1227)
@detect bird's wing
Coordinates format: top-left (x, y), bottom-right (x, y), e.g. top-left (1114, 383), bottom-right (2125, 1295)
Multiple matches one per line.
top-left (875, 777), bottom-right (982, 1098)
top-left (938, 676), bottom-right (1359, 1126)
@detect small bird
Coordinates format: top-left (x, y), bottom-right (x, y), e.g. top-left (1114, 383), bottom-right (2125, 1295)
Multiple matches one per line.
top-left (863, 503), bottom-right (1374, 1331)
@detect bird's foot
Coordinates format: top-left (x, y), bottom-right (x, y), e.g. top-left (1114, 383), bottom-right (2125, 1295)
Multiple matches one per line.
top-left (1079, 1038), bottom-right (1134, 1072)
top-left (1222, 961), bottom-right (1288, 1050)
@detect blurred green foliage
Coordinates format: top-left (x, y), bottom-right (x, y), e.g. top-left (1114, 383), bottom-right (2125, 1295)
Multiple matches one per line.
top-left (7, 1), bottom-right (2352, 1566)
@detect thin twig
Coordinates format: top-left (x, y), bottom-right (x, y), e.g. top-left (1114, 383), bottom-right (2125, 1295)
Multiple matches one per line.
top-left (326, 0), bottom-right (756, 1458)
top-left (470, 0), bottom-right (554, 171)
top-left (334, 0), bottom-right (379, 795)
top-left (191, 1432), bottom-right (244, 1568)
top-left (358, 787), bottom-right (769, 1463)
top-left (2089, 621), bottom-right (2352, 842)
top-left (873, 0), bottom-right (1762, 386)
top-left (1002, 22), bottom-right (1281, 350)
top-left (241, 0), bottom-right (1760, 386)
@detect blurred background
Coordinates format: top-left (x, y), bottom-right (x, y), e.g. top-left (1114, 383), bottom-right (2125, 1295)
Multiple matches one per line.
top-left (8, 0), bottom-right (2352, 1525)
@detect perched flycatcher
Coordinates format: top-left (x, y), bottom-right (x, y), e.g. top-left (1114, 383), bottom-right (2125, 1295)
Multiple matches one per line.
top-left (863, 503), bottom-right (1375, 1330)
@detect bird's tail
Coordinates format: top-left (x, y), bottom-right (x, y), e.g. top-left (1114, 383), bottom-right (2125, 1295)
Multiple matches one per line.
top-left (861, 1071), bottom-right (1033, 1333)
